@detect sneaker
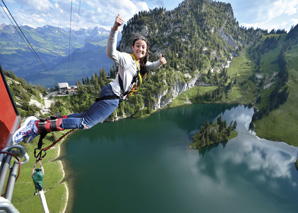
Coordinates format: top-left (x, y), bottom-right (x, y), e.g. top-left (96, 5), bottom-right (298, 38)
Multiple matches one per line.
top-left (24, 133), bottom-right (38, 143)
top-left (13, 116), bottom-right (39, 143)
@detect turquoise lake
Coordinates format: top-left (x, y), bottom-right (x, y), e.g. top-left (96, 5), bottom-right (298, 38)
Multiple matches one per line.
top-left (64, 104), bottom-right (298, 213)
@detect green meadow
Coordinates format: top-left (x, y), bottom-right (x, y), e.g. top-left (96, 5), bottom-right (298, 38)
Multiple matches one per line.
top-left (12, 132), bottom-right (70, 213)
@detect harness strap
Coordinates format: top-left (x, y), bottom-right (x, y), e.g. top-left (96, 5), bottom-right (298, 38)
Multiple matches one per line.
top-left (118, 54), bottom-right (143, 98)
top-left (95, 95), bottom-right (120, 102)
top-left (37, 119), bottom-right (47, 133)
top-left (37, 132), bottom-right (47, 150)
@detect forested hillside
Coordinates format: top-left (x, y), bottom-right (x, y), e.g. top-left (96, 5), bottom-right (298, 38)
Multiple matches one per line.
top-left (3, 68), bottom-right (47, 117)
top-left (120, 0), bottom-right (261, 71)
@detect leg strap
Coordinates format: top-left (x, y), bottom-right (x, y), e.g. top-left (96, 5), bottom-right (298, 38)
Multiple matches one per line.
top-left (37, 119), bottom-right (48, 133)
top-left (36, 118), bottom-right (64, 133)
top-left (50, 119), bottom-right (63, 131)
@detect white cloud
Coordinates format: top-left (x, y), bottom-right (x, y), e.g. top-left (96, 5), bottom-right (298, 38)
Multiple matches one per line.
top-left (222, 0), bottom-right (298, 32)
top-left (66, 0), bottom-right (150, 29)
top-left (85, 0), bottom-right (149, 26)
top-left (17, 0), bottom-right (53, 12)
top-left (3, 0), bottom-right (98, 28)
top-left (276, 0), bottom-right (298, 16)
top-left (290, 18), bottom-right (298, 27)
top-left (1, 0), bottom-right (297, 31)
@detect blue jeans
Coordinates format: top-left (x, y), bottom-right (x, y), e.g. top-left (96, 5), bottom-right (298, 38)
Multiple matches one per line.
top-left (61, 84), bottom-right (119, 129)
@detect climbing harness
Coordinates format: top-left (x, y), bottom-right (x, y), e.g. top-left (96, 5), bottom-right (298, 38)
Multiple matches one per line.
top-left (95, 54), bottom-right (143, 103)
top-left (33, 113), bottom-right (74, 161)
top-left (123, 54), bottom-right (143, 96)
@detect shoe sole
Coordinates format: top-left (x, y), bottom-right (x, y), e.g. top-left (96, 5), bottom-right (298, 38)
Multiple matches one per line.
top-left (24, 133), bottom-right (38, 143)
top-left (13, 116), bottom-right (37, 143)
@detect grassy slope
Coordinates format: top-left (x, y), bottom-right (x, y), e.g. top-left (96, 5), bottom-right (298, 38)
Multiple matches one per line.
top-left (170, 42), bottom-right (298, 146)
top-left (170, 51), bottom-right (257, 107)
top-left (254, 43), bottom-right (298, 146)
top-left (222, 52), bottom-right (257, 104)
top-left (13, 132), bottom-right (68, 213)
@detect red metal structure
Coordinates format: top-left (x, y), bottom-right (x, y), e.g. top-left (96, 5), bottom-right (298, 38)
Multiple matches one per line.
top-left (0, 66), bottom-right (29, 212)
top-left (0, 66), bottom-right (20, 149)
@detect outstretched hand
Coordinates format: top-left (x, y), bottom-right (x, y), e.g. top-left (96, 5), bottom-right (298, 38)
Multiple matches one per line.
top-left (159, 54), bottom-right (167, 65)
top-left (112, 14), bottom-right (124, 31)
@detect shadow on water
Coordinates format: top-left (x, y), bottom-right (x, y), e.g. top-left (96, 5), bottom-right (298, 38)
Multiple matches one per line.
top-left (198, 141), bottom-right (228, 156)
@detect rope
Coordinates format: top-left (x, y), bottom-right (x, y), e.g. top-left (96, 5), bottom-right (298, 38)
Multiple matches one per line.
top-left (44, 129), bottom-right (75, 152)
top-left (34, 129), bottom-right (75, 161)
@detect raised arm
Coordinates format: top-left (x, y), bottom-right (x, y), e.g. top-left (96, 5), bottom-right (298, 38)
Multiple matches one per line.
top-left (111, 14), bottom-right (124, 31)
top-left (39, 160), bottom-right (45, 175)
top-left (106, 14), bottom-right (125, 63)
top-left (32, 161), bottom-right (37, 176)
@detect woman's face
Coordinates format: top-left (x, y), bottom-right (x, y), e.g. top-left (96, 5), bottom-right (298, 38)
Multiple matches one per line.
top-left (132, 39), bottom-right (147, 60)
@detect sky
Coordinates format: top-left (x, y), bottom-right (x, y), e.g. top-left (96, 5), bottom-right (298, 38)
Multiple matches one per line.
top-left (0, 0), bottom-right (297, 32)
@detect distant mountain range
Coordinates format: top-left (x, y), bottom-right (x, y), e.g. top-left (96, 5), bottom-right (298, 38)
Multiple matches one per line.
top-left (0, 24), bottom-right (119, 87)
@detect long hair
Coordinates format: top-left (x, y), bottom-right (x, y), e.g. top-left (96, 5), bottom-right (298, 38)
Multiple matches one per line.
top-left (132, 36), bottom-right (149, 77)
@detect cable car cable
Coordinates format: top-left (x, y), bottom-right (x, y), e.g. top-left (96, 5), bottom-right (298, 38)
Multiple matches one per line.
top-left (0, 0), bottom-right (52, 75)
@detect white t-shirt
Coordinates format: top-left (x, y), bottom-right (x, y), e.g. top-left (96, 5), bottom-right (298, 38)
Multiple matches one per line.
top-left (106, 29), bottom-right (162, 98)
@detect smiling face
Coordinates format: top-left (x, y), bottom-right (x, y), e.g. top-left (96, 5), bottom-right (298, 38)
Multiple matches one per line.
top-left (132, 39), bottom-right (148, 61)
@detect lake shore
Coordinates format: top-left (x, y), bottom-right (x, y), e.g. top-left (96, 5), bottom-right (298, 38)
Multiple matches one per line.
top-left (59, 133), bottom-right (76, 213)
top-left (56, 141), bottom-right (69, 213)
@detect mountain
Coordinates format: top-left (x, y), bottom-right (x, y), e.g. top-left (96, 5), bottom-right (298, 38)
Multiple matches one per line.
top-left (0, 24), bottom-right (117, 86)
top-left (119, 0), bottom-right (262, 73)
top-left (114, 0), bottom-right (263, 110)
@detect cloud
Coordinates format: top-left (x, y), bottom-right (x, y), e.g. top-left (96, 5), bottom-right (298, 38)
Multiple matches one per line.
top-left (1, 0), bottom-right (297, 31)
top-left (16, 0), bottom-right (53, 12)
top-left (290, 18), bottom-right (298, 27)
top-left (214, 105), bottom-right (298, 183)
top-left (0, 0), bottom-right (149, 29)
top-left (242, 0), bottom-right (298, 23)
top-left (222, 0), bottom-right (298, 31)
top-left (231, 139), bottom-right (296, 180)
top-left (275, 0), bottom-right (298, 16)
top-left (85, 0), bottom-right (149, 27)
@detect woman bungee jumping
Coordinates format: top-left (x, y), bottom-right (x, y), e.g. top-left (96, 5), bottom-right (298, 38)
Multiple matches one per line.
top-left (13, 14), bottom-right (167, 143)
